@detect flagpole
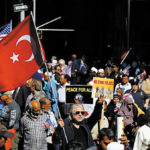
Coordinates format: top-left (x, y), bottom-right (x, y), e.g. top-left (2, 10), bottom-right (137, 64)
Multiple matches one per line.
top-left (37, 28), bottom-right (75, 32)
top-left (33, 0), bottom-right (36, 24)
top-left (10, 20), bottom-right (12, 31)
top-left (127, 0), bottom-right (131, 50)
top-left (120, 48), bottom-right (132, 65)
top-left (30, 12), bottom-right (68, 144)
top-left (44, 63), bottom-right (68, 143)
top-left (36, 16), bottom-right (62, 29)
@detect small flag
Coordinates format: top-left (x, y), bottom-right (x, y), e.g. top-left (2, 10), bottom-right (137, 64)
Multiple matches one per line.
top-left (121, 52), bottom-right (127, 60)
top-left (44, 118), bottom-right (52, 129)
top-left (0, 21), bottom-right (12, 41)
top-left (120, 48), bottom-right (132, 64)
top-left (122, 65), bottom-right (131, 75)
top-left (137, 70), bottom-right (146, 81)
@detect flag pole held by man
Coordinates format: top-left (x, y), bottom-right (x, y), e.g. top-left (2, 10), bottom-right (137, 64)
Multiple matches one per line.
top-left (0, 14), bottom-right (45, 91)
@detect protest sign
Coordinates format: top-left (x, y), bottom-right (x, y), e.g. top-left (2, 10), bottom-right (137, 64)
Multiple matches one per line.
top-left (66, 85), bottom-right (93, 104)
top-left (92, 77), bottom-right (114, 99)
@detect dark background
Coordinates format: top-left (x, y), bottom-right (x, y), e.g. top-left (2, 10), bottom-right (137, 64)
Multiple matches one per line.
top-left (1, 0), bottom-right (150, 66)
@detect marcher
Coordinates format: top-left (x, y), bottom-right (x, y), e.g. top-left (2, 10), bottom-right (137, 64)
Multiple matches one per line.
top-left (133, 109), bottom-right (150, 150)
top-left (127, 79), bottom-right (149, 111)
top-left (0, 91), bottom-right (21, 150)
top-left (21, 100), bottom-right (48, 150)
top-left (25, 75), bottom-right (45, 109)
top-left (53, 95), bottom-right (105, 150)
top-left (39, 97), bottom-right (57, 150)
top-left (114, 74), bottom-right (131, 94)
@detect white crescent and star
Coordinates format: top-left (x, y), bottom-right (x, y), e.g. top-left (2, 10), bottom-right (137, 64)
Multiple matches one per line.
top-left (10, 52), bottom-right (19, 63)
top-left (10, 35), bottom-right (34, 63)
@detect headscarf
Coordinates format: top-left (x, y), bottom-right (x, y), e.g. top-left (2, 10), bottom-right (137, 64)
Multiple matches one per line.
top-left (117, 96), bottom-right (134, 127)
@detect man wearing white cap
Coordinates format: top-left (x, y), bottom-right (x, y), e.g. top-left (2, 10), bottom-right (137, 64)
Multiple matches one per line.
top-left (98, 68), bottom-right (105, 78)
top-left (87, 67), bottom-right (98, 86)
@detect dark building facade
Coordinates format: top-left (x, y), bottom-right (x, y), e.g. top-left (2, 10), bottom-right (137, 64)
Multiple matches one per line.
top-left (1, 0), bottom-right (150, 64)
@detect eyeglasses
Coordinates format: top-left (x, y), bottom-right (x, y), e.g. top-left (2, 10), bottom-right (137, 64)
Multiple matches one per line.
top-left (74, 111), bottom-right (85, 115)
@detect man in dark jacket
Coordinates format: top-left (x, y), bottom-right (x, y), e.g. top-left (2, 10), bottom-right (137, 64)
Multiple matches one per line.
top-left (126, 79), bottom-right (149, 111)
top-left (53, 95), bottom-right (105, 150)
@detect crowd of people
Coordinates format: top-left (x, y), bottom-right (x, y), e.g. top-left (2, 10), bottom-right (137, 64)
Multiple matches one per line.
top-left (0, 53), bottom-right (150, 150)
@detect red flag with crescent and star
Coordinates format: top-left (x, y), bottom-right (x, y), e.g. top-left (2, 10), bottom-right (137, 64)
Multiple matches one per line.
top-left (0, 15), bottom-right (45, 91)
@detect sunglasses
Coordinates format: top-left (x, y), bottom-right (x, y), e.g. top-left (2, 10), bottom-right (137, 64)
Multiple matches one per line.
top-left (74, 111), bottom-right (85, 115)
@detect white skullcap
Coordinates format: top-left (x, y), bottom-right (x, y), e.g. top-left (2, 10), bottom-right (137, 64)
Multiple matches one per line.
top-left (91, 67), bottom-right (97, 73)
top-left (106, 142), bottom-right (124, 150)
top-left (129, 76), bottom-right (134, 81)
top-left (44, 72), bottom-right (52, 77)
top-left (98, 68), bottom-right (104, 73)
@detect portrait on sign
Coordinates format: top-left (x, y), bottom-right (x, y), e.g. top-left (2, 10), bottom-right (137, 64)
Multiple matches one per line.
top-left (92, 77), bottom-right (114, 99)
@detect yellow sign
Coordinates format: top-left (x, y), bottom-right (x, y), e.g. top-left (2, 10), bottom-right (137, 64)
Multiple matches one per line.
top-left (92, 77), bottom-right (114, 99)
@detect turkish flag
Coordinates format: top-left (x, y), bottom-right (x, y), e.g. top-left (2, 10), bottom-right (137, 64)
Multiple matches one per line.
top-left (0, 15), bottom-right (45, 91)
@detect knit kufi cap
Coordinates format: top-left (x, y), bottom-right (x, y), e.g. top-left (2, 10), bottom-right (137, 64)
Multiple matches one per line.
top-left (98, 68), bottom-right (104, 73)
top-left (91, 67), bottom-right (98, 73)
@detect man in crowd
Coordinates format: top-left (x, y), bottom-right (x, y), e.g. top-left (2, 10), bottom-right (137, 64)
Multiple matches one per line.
top-left (127, 79), bottom-right (149, 111)
top-left (0, 91), bottom-right (21, 150)
top-left (114, 74), bottom-right (131, 94)
top-left (58, 74), bottom-right (70, 119)
top-left (53, 95), bottom-right (105, 150)
top-left (21, 100), bottom-right (48, 150)
top-left (25, 74), bottom-right (46, 108)
top-left (45, 65), bottom-right (61, 117)
top-left (58, 59), bottom-right (67, 74)
top-left (39, 97), bottom-right (57, 150)
top-left (98, 69), bottom-right (105, 78)
top-left (86, 67), bottom-right (98, 86)
top-left (133, 109), bottom-right (150, 150)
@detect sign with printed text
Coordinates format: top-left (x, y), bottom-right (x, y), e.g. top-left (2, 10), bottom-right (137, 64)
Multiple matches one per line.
top-left (92, 77), bottom-right (114, 99)
top-left (66, 85), bottom-right (93, 104)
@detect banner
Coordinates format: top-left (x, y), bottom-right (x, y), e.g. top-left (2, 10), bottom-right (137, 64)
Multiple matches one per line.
top-left (0, 15), bottom-right (44, 91)
top-left (66, 85), bottom-right (93, 104)
top-left (92, 77), bottom-right (114, 99)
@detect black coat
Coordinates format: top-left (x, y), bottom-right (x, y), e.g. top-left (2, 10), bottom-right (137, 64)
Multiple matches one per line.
top-left (53, 101), bottom-right (102, 150)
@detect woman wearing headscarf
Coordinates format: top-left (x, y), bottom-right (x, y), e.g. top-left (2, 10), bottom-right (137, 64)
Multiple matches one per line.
top-left (117, 97), bottom-right (134, 127)
top-left (117, 96), bottom-right (145, 148)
